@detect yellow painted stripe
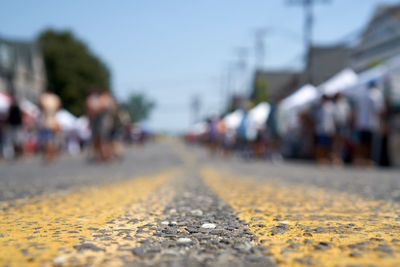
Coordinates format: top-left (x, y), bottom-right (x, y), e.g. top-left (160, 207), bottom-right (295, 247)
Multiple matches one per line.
top-left (202, 167), bottom-right (400, 266)
top-left (0, 168), bottom-right (178, 267)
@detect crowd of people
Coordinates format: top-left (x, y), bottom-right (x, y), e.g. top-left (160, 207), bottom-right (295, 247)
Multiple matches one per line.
top-left (186, 80), bottom-right (394, 167)
top-left (0, 90), bottom-right (149, 163)
top-left (310, 81), bottom-right (388, 166)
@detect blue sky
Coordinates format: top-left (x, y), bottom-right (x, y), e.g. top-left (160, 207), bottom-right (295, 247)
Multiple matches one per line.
top-left (2, 0), bottom-right (399, 132)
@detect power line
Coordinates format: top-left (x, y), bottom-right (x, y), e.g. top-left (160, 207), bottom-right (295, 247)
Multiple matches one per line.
top-left (287, 0), bottom-right (331, 84)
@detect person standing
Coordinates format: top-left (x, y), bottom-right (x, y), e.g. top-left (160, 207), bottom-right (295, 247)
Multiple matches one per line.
top-left (314, 95), bottom-right (336, 165)
top-left (332, 93), bottom-right (351, 165)
top-left (6, 97), bottom-right (24, 158)
top-left (354, 81), bottom-right (385, 166)
top-left (39, 91), bottom-right (61, 163)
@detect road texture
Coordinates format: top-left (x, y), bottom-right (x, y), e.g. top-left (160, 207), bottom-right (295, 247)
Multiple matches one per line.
top-left (0, 139), bottom-right (400, 266)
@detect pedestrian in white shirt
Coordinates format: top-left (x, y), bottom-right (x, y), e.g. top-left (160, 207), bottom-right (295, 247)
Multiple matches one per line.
top-left (354, 81), bottom-right (385, 166)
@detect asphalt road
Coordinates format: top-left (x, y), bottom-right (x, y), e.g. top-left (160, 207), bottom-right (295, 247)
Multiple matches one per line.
top-left (1, 140), bottom-right (400, 266)
top-left (0, 141), bottom-right (183, 201)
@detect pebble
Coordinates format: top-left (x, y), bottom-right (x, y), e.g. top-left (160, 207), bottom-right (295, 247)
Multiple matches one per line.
top-left (201, 223), bottom-right (216, 229)
top-left (350, 251), bottom-right (363, 257)
top-left (54, 256), bottom-right (65, 264)
top-left (191, 209), bottom-right (203, 216)
top-left (177, 237), bottom-right (192, 245)
top-left (73, 243), bottom-right (104, 252)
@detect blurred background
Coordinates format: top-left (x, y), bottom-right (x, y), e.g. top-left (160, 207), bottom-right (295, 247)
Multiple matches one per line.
top-left (1, 0), bottom-right (400, 167)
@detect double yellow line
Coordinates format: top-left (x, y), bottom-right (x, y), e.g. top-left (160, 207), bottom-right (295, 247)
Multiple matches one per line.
top-left (0, 169), bottom-right (178, 267)
top-left (202, 167), bottom-right (400, 266)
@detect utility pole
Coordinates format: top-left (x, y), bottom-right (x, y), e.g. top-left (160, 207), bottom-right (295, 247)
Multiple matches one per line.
top-left (254, 28), bottom-right (269, 70)
top-left (190, 95), bottom-right (201, 124)
top-left (233, 47), bottom-right (249, 95)
top-left (287, 0), bottom-right (330, 84)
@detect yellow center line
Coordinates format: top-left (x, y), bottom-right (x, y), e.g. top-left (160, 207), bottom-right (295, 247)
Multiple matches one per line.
top-left (0, 168), bottom-right (179, 267)
top-left (202, 167), bottom-right (400, 266)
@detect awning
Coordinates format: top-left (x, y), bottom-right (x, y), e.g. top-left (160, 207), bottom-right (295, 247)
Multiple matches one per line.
top-left (55, 109), bottom-right (78, 132)
top-left (318, 68), bottom-right (358, 96)
top-left (223, 109), bottom-right (244, 130)
top-left (247, 102), bottom-right (271, 129)
top-left (0, 92), bottom-right (11, 113)
top-left (280, 84), bottom-right (319, 112)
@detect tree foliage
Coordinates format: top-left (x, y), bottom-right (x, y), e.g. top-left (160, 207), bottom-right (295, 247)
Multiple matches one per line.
top-left (252, 75), bottom-right (269, 105)
top-left (38, 29), bottom-right (111, 115)
top-left (123, 93), bottom-right (155, 123)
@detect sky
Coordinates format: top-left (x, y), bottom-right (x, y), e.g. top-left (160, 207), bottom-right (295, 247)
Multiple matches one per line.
top-left (2, 0), bottom-right (399, 132)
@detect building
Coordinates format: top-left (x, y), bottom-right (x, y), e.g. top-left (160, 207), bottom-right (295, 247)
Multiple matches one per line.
top-left (308, 44), bottom-right (352, 85)
top-left (0, 37), bottom-right (46, 102)
top-left (251, 45), bottom-right (351, 103)
top-left (351, 4), bottom-right (400, 71)
top-left (250, 70), bottom-right (303, 104)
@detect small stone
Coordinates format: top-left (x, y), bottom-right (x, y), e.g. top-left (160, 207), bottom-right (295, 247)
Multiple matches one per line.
top-left (350, 251), bottom-right (363, 257)
top-left (54, 256), bottom-right (65, 264)
top-left (186, 227), bottom-right (199, 233)
top-left (294, 258), bottom-right (313, 265)
top-left (131, 247), bottom-right (146, 258)
top-left (271, 228), bottom-right (286, 235)
top-left (73, 243), bottom-right (104, 252)
top-left (169, 209), bottom-right (177, 214)
top-left (319, 241), bottom-right (333, 247)
top-left (201, 223), bottom-right (216, 229)
top-left (370, 237), bottom-right (385, 242)
top-left (374, 244), bottom-right (395, 253)
top-left (160, 221), bottom-right (169, 226)
top-left (314, 244), bottom-right (329, 250)
top-left (177, 237), bottom-right (192, 245)
top-left (191, 209), bottom-right (203, 216)
top-left (288, 242), bottom-right (301, 249)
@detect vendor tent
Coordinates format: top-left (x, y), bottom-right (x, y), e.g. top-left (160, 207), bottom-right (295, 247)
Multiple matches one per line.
top-left (280, 84), bottom-right (319, 112)
top-left (55, 109), bottom-right (78, 131)
top-left (190, 121), bottom-right (208, 136)
top-left (247, 102), bottom-right (271, 129)
top-left (0, 92), bottom-right (11, 113)
top-left (344, 64), bottom-right (388, 97)
top-left (20, 99), bottom-right (40, 118)
top-left (223, 109), bottom-right (244, 130)
top-left (318, 68), bottom-right (358, 96)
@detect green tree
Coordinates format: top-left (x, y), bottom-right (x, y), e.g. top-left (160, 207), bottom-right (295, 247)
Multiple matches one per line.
top-left (252, 75), bottom-right (269, 105)
top-left (38, 29), bottom-right (111, 115)
top-left (123, 93), bottom-right (155, 123)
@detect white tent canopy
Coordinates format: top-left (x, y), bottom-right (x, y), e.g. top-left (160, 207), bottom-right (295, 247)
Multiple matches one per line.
top-left (344, 64), bottom-right (388, 97)
top-left (223, 109), bottom-right (244, 130)
top-left (189, 121), bottom-right (208, 136)
top-left (247, 102), bottom-right (271, 130)
top-left (0, 92), bottom-right (11, 113)
top-left (280, 84), bottom-right (319, 112)
top-left (55, 109), bottom-right (78, 132)
top-left (20, 99), bottom-right (40, 118)
top-left (318, 68), bottom-right (358, 96)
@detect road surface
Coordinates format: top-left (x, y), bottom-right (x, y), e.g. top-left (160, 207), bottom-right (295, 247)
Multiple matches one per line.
top-left (1, 139), bottom-right (400, 266)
